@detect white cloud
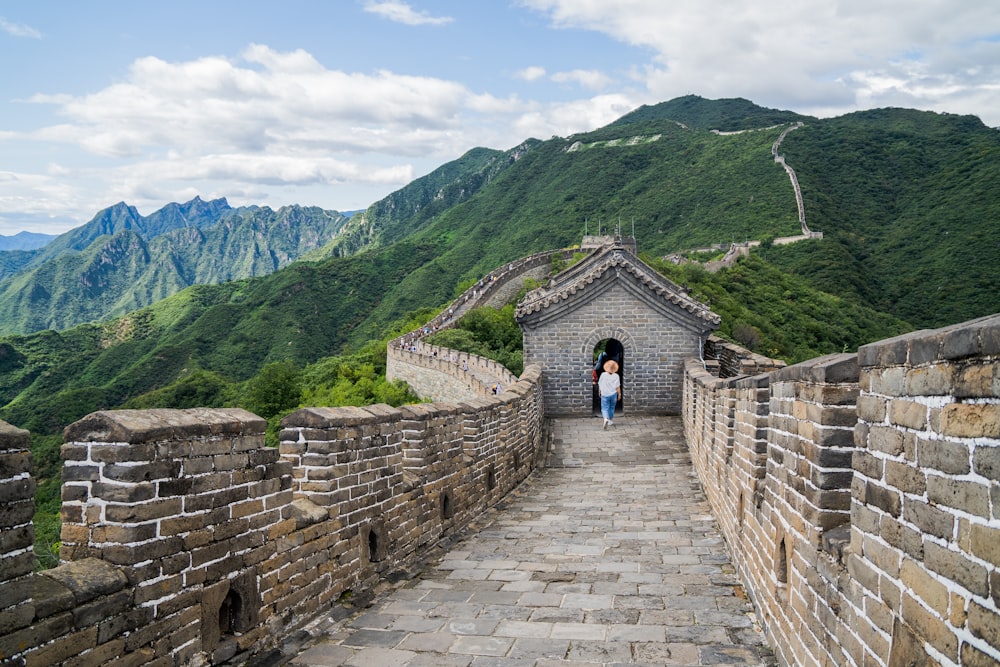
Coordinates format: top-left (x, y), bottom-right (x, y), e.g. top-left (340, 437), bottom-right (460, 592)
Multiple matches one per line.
top-left (517, 66), bottom-right (547, 81)
top-left (519, 0), bottom-right (1000, 123)
top-left (132, 154), bottom-right (414, 188)
top-left (0, 168), bottom-right (88, 223)
top-left (0, 16), bottom-right (41, 39)
top-left (24, 45), bottom-right (474, 160)
top-left (510, 94), bottom-right (637, 140)
top-left (4, 43), bottom-right (594, 228)
top-left (551, 69), bottom-right (612, 90)
top-left (362, 1), bottom-right (453, 26)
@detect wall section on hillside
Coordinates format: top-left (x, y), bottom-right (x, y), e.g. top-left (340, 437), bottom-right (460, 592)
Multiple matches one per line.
top-left (0, 366), bottom-right (543, 666)
top-left (684, 313), bottom-right (1000, 667)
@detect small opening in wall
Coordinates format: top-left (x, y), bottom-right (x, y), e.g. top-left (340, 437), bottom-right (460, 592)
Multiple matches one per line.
top-left (219, 589), bottom-right (242, 638)
top-left (367, 527), bottom-right (380, 562)
top-left (202, 574), bottom-right (258, 653)
top-left (486, 465), bottom-right (496, 491)
top-left (441, 492), bottom-right (454, 520)
top-left (513, 451), bottom-right (521, 471)
top-left (776, 537), bottom-right (789, 585)
top-left (737, 493), bottom-right (744, 527)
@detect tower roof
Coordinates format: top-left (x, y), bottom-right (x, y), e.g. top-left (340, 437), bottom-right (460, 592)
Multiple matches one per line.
top-left (515, 241), bottom-right (720, 332)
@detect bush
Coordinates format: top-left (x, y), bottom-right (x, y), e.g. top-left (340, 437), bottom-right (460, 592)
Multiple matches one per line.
top-left (241, 361), bottom-right (302, 418)
top-left (425, 304), bottom-right (525, 376)
top-left (732, 321), bottom-right (762, 351)
top-left (124, 369), bottom-right (230, 409)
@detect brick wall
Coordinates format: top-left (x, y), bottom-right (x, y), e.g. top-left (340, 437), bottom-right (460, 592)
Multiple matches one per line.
top-left (386, 248), bottom-right (569, 403)
top-left (684, 313), bottom-right (1000, 666)
top-left (387, 343), bottom-right (519, 402)
top-left (0, 421), bottom-right (35, 662)
top-left (1, 365), bottom-right (544, 666)
top-left (524, 279), bottom-right (703, 415)
top-left (703, 335), bottom-right (787, 378)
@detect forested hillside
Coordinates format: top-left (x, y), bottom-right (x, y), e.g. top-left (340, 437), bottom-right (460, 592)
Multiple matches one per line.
top-left (5, 96), bottom-right (999, 436)
top-left (3, 96), bottom-right (999, 565)
top-left (765, 108), bottom-right (1000, 327)
top-left (312, 145), bottom-right (525, 258)
top-left (0, 198), bottom-right (350, 335)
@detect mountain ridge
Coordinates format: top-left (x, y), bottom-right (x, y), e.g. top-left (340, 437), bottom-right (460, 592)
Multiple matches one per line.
top-left (0, 199), bottom-right (350, 335)
top-left (1, 95), bottom-right (997, 440)
top-left (0, 197), bottom-right (235, 281)
top-left (0, 231), bottom-right (57, 251)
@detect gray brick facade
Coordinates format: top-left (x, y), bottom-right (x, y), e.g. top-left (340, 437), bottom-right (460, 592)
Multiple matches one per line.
top-left (516, 240), bottom-right (719, 415)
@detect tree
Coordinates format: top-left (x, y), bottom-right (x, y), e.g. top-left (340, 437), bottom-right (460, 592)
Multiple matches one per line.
top-left (242, 361), bottom-right (302, 418)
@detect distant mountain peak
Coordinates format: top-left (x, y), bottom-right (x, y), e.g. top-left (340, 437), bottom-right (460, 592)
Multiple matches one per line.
top-left (0, 231), bottom-right (57, 251)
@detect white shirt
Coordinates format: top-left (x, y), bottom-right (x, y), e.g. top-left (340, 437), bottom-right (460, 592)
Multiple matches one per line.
top-left (598, 372), bottom-right (620, 397)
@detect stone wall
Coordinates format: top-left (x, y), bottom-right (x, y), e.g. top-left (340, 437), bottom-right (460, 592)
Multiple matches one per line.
top-left (0, 421), bottom-right (36, 662)
top-left (684, 313), bottom-right (1000, 666)
top-left (525, 279), bottom-right (704, 416)
top-left (0, 366), bottom-right (544, 666)
top-left (388, 344), bottom-right (519, 403)
top-left (386, 248), bottom-right (569, 403)
top-left (703, 335), bottom-right (787, 378)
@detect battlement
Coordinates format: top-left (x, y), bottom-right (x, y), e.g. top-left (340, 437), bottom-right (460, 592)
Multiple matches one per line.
top-left (684, 313), bottom-right (1000, 666)
top-left (2, 236), bottom-right (998, 666)
top-left (0, 367), bottom-right (544, 666)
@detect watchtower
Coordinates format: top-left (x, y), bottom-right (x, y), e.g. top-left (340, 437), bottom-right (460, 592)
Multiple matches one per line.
top-left (515, 238), bottom-right (719, 415)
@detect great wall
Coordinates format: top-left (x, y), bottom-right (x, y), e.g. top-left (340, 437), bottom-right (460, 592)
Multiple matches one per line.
top-left (668, 122), bottom-right (822, 273)
top-left (1, 240), bottom-right (998, 666)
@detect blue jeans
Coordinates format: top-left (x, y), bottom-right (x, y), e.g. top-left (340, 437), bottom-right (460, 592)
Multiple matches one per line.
top-left (601, 393), bottom-right (617, 421)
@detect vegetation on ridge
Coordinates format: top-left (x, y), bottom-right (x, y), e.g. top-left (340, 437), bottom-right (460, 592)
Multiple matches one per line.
top-left (0, 199), bottom-right (350, 336)
top-left (3, 95), bottom-right (1000, 568)
top-left (767, 108), bottom-right (1000, 327)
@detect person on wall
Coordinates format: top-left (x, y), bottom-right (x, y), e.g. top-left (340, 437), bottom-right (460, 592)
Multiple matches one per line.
top-left (598, 359), bottom-right (621, 429)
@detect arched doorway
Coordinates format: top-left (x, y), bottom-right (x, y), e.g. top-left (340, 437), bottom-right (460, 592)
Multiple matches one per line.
top-left (591, 337), bottom-right (624, 416)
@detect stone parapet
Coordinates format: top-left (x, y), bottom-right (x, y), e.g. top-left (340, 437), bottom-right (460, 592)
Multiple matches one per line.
top-left (387, 343), bottom-right (518, 402)
top-left (685, 314), bottom-right (1000, 667)
top-left (2, 366), bottom-right (543, 666)
top-left (854, 313), bottom-right (1000, 666)
top-left (704, 335), bottom-right (786, 378)
top-left (387, 249), bottom-right (568, 403)
top-left (0, 419), bottom-right (34, 661)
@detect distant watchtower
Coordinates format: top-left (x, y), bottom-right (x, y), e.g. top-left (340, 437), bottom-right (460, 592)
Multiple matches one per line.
top-left (515, 237), bottom-right (719, 415)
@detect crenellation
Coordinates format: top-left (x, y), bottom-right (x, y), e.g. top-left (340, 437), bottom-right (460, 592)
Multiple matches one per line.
top-left (3, 243), bottom-right (1000, 666)
top-left (686, 312), bottom-right (1000, 667)
top-left (7, 400), bottom-right (471, 665)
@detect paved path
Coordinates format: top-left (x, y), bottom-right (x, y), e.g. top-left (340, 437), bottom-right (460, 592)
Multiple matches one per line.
top-left (287, 416), bottom-right (777, 666)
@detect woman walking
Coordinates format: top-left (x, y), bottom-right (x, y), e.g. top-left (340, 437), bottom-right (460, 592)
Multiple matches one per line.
top-left (598, 359), bottom-right (621, 429)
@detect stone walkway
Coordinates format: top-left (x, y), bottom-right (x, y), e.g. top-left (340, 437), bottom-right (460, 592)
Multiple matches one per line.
top-left (287, 416), bottom-right (777, 666)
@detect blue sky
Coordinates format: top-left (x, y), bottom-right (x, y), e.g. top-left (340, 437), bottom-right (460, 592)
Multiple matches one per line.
top-left (1, 1), bottom-right (999, 235)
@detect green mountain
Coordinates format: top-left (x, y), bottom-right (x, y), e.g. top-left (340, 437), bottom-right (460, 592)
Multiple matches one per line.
top-left (762, 107), bottom-right (1000, 327)
top-left (3, 95), bottom-right (999, 441)
top-left (333, 98), bottom-right (999, 339)
top-left (312, 145), bottom-right (525, 259)
top-left (0, 197), bottom-right (233, 280)
top-left (0, 199), bottom-right (350, 335)
top-left (610, 95), bottom-right (812, 131)
top-left (0, 231), bottom-right (56, 252)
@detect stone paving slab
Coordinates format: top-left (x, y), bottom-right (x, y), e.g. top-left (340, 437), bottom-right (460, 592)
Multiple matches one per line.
top-left (288, 416), bottom-right (776, 666)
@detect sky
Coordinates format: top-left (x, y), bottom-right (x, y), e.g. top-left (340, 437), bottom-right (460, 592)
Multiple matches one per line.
top-left (1, 1), bottom-right (999, 236)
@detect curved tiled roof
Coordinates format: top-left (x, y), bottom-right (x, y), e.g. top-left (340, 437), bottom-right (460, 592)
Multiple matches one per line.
top-left (515, 241), bottom-right (720, 328)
